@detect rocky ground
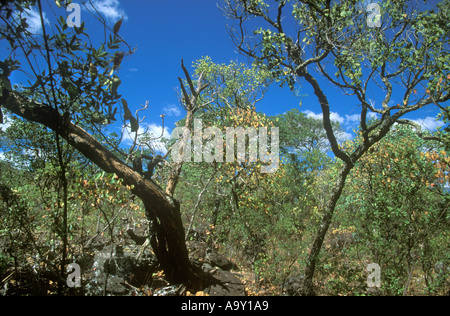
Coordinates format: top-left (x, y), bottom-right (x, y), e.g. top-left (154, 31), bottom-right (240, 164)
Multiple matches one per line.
top-left (80, 237), bottom-right (246, 296)
top-left (0, 228), bottom-right (247, 296)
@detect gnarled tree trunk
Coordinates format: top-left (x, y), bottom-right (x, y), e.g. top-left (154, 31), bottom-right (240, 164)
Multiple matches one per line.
top-left (0, 86), bottom-right (202, 289)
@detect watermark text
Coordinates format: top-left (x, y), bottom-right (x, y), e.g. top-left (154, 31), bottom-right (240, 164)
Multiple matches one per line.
top-left (172, 119), bottom-right (279, 174)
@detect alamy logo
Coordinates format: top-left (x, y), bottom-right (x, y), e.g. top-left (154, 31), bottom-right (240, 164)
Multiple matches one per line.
top-left (367, 3), bottom-right (381, 28)
top-left (66, 3), bottom-right (81, 28)
top-left (171, 119), bottom-right (279, 174)
top-left (67, 263), bottom-right (81, 288)
top-left (366, 263), bottom-right (381, 288)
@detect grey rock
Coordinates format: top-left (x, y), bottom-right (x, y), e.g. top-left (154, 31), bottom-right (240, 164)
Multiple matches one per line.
top-left (206, 249), bottom-right (236, 271)
top-left (435, 261), bottom-right (450, 275)
top-left (86, 243), bottom-right (159, 295)
top-left (205, 270), bottom-right (245, 296)
top-left (153, 285), bottom-right (184, 296)
top-left (86, 274), bottom-right (128, 296)
top-left (282, 275), bottom-right (306, 296)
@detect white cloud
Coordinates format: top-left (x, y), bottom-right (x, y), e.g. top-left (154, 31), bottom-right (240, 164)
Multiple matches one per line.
top-left (336, 130), bottom-right (353, 143)
top-left (86, 0), bottom-right (128, 22)
top-left (305, 110), bottom-right (381, 127)
top-left (302, 110), bottom-right (322, 122)
top-left (0, 115), bottom-right (12, 162)
top-left (330, 112), bottom-right (345, 125)
top-left (411, 117), bottom-right (444, 132)
top-left (163, 104), bottom-right (182, 117)
top-left (303, 110), bottom-right (353, 145)
top-left (22, 7), bottom-right (50, 34)
top-left (0, 116), bottom-right (12, 133)
top-left (147, 123), bottom-right (170, 139)
top-left (300, 110), bottom-right (443, 150)
top-left (302, 110), bottom-right (382, 144)
top-left (304, 110), bottom-right (345, 125)
top-left (345, 114), bottom-right (360, 123)
top-left (303, 110), bottom-right (321, 121)
top-left (345, 112), bottom-right (379, 125)
top-left (123, 123), bottom-right (171, 154)
top-left (368, 112), bottom-right (380, 121)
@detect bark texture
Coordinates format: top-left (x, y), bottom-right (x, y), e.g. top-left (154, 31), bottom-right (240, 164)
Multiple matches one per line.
top-left (1, 87), bottom-right (201, 289)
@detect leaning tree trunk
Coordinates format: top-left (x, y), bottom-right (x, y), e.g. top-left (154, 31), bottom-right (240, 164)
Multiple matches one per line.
top-left (301, 164), bottom-right (353, 295)
top-left (298, 70), bottom-right (395, 295)
top-left (0, 88), bottom-right (202, 289)
top-left (298, 71), bottom-right (357, 295)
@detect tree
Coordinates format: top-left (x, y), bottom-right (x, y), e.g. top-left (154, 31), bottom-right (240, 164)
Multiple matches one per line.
top-left (165, 59), bottom-right (211, 196)
top-left (274, 108), bottom-right (336, 171)
top-left (0, 0), bottom-right (206, 289)
top-left (338, 125), bottom-right (449, 295)
top-left (171, 58), bottom-right (291, 285)
top-left (222, 0), bottom-right (450, 294)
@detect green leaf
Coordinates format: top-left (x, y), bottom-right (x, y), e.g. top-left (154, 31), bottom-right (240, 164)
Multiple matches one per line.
top-left (113, 17), bottom-right (123, 35)
top-left (110, 76), bottom-right (121, 95)
top-left (94, 172), bottom-right (105, 181)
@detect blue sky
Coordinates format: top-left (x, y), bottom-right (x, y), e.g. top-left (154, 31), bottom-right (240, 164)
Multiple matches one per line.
top-left (1, 0), bottom-right (447, 150)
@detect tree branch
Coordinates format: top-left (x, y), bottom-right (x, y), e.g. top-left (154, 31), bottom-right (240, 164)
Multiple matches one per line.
top-left (1, 90), bottom-right (176, 212)
top-left (300, 70), bottom-right (353, 166)
top-left (396, 119), bottom-right (444, 143)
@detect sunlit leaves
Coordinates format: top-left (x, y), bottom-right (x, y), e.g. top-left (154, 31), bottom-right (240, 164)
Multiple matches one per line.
top-left (336, 125), bottom-right (450, 294)
top-left (72, 172), bottom-right (140, 216)
top-left (346, 125), bottom-right (449, 193)
top-left (192, 56), bottom-right (272, 110)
